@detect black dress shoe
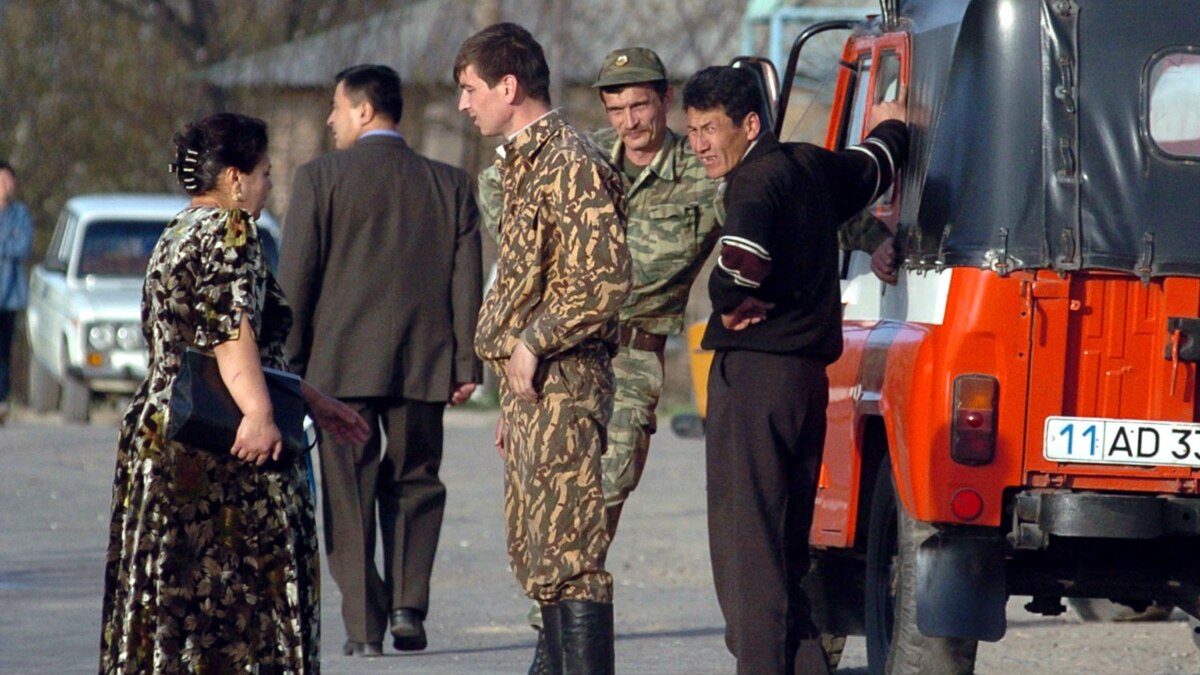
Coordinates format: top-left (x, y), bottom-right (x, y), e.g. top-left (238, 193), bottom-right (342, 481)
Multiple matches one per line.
top-left (342, 640), bottom-right (384, 657)
top-left (390, 608), bottom-right (428, 651)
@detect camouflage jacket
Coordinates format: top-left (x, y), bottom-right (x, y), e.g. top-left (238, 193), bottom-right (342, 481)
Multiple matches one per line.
top-left (475, 109), bottom-right (631, 364)
top-left (480, 127), bottom-right (719, 336)
top-left (591, 127), bottom-right (719, 335)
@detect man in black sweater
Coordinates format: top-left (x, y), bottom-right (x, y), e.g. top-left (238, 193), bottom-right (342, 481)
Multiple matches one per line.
top-left (683, 66), bottom-right (907, 674)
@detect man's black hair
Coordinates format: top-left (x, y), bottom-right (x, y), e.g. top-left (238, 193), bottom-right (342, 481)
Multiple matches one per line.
top-left (682, 66), bottom-right (761, 126)
top-left (336, 64), bottom-right (405, 123)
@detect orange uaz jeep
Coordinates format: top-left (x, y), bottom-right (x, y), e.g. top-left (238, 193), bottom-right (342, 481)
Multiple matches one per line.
top-left (684, 1), bottom-right (1200, 672)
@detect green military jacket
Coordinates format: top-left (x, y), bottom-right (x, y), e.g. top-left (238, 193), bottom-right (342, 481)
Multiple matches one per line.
top-left (477, 161), bottom-right (504, 243)
top-left (591, 127), bottom-right (720, 336)
top-left (475, 109), bottom-right (631, 363)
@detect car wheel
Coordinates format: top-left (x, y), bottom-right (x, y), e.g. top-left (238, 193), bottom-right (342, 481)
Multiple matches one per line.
top-left (61, 372), bottom-right (91, 423)
top-left (27, 358), bottom-right (61, 414)
top-left (864, 456), bottom-right (977, 675)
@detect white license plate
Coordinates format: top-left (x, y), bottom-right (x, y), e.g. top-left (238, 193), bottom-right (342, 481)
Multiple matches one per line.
top-left (1044, 416), bottom-right (1200, 469)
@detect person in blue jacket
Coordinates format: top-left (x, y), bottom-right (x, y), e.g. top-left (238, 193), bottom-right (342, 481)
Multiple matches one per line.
top-left (0, 160), bottom-right (33, 424)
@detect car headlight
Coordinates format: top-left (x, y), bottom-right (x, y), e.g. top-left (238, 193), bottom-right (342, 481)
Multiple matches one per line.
top-left (87, 323), bottom-right (116, 351)
top-left (115, 323), bottom-right (144, 351)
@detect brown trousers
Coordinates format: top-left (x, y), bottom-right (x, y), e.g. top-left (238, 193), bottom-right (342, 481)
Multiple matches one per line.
top-left (499, 344), bottom-right (614, 604)
top-left (318, 397), bottom-right (446, 642)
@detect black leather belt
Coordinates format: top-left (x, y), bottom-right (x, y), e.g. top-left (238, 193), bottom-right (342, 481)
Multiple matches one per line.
top-left (618, 325), bottom-right (667, 352)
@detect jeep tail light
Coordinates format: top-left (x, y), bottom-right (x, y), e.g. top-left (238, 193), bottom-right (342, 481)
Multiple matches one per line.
top-left (952, 375), bottom-right (998, 466)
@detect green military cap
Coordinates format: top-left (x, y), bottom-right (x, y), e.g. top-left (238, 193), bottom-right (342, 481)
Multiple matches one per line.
top-left (592, 47), bottom-right (668, 88)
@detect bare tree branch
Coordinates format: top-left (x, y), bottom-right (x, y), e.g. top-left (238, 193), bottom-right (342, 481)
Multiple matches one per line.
top-left (96, 0), bottom-right (206, 56)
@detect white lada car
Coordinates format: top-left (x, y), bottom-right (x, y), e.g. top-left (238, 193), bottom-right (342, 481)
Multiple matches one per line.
top-left (26, 194), bottom-right (280, 422)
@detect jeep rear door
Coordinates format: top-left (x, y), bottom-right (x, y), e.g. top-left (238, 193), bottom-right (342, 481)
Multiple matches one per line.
top-left (1024, 2), bottom-right (1200, 492)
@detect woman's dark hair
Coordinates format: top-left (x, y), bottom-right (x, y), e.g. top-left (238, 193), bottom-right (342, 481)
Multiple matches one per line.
top-left (682, 66), bottom-right (761, 127)
top-left (169, 113), bottom-right (268, 195)
top-left (336, 64), bottom-right (404, 122)
top-left (453, 22), bottom-right (551, 105)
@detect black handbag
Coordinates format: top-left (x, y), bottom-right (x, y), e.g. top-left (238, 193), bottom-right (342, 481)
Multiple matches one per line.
top-left (166, 348), bottom-right (308, 465)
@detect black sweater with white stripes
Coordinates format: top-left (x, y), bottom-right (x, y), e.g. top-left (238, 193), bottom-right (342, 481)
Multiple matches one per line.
top-left (701, 120), bottom-right (908, 360)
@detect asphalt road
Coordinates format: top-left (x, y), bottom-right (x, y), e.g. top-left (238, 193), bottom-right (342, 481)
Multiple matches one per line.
top-left (4, 406), bottom-right (1200, 674)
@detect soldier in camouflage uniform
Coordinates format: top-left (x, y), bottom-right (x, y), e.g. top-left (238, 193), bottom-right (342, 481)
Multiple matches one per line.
top-left (455, 23), bottom-right (630, 675)
top-left (587, 48), bottom-right (721, 534)
top-left (479, 49), bottom-right (721, 650)
top-left (480, 46), bottom-right (719, 547)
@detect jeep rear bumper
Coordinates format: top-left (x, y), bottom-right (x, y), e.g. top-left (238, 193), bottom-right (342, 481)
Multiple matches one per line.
top-left (1011, 489), bottom-right (1200, 548)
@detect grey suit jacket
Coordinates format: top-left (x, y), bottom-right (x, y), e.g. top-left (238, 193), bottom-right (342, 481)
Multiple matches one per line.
top-left (280, 133), bottom-right (483, 401)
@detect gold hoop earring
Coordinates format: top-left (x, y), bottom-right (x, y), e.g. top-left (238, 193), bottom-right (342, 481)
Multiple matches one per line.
top-left (233, 189), bottom-right (244, 203)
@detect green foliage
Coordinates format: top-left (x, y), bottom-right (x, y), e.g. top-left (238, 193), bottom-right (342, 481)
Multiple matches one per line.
top-left (0, 0), bottom-right (392, 249)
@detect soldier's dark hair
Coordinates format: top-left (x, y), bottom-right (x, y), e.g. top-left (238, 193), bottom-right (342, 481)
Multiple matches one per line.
top-left (336, 64), bottom-right (404, 123)
top-left (453, 22), bottom-right (551, 105)
top-left (599, 80), bottom-right (669, 100)
top-left (682, 66), bottom-right (761, 126)
top-left (169, 113), bottom-right (268, 195)
top-left (0, 160), bottom-right (14, 177)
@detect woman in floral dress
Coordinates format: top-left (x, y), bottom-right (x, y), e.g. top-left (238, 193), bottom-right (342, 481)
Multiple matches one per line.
top-left (99, 113), bottom-right (369, 673)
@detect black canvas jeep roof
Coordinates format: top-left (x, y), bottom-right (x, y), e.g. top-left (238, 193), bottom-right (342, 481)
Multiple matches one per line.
top-left (899, 0), bottom-right (1200, 279)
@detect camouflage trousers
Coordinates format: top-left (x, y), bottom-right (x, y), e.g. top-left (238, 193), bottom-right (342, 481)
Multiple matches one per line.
top-left (526, 344), bottom-right (664, 626)
top-left (601, 344), bottom-right (664, 507)
top-left (498, 343), bottom-right (615, 604)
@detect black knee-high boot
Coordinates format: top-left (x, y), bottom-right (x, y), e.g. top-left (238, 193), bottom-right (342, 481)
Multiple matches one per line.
top-left (529, 603), bottom-right (563, 675)
top-left (560, 600), bottom-right (614, 675)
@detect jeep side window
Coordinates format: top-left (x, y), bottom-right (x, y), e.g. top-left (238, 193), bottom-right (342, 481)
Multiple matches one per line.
top-left (836, 43), bottom-right (901, 321)
top-left (873, 50), bottom-right (902, 209)
top-left (836, 53), bottom-right (876, 284)
top-left (844, 54), bottom-right (873, 150)
top-left (876, 50), bottom-right (902, 104)
top-left (1147, 51), bottom-right (1200, 158)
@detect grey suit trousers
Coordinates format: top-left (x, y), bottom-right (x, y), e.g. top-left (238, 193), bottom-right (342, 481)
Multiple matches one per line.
top-left (318, 396), bottom-right (446, 642)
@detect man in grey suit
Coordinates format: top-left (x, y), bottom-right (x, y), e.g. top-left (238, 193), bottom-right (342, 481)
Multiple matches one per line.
top-left (280, 64), bottom-right (483, 658)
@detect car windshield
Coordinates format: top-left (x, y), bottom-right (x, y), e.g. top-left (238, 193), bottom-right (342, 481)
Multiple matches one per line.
top-left (78, 219), bottom-right (165, 278)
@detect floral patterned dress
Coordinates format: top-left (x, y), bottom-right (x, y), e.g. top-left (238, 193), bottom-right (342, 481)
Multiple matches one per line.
top-left (99, 207), bottom-right (319, 673)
